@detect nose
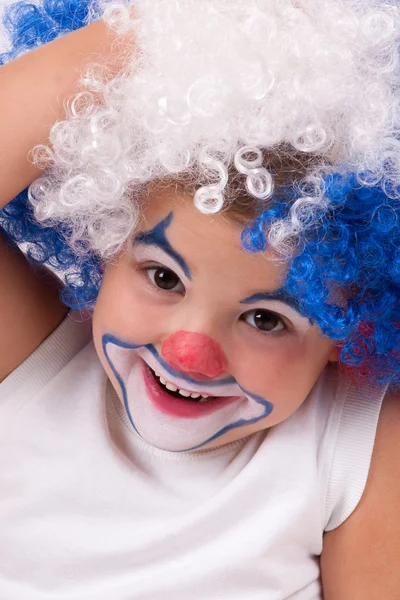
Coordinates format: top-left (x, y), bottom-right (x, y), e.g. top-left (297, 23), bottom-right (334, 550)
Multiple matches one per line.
top-left (161, 330), bottom-right (228, 379)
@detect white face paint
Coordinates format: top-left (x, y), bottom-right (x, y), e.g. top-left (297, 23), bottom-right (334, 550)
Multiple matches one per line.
top-left (103, 337), bottom-right (273, 452)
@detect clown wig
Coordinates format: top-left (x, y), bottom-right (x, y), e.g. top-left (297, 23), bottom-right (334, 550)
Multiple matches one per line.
top-left (1, 0), bottom-right (400, 385)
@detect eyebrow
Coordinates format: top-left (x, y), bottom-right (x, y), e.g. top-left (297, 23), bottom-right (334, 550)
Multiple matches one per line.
top-left (133, 212), bottom-right (192, 280)
top-left (240, 290), bottom-right (312, 322)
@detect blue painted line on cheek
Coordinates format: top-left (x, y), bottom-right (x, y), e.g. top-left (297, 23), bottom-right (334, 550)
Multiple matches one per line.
top-left (134, 212), bottom-right (192, 280)
top-left (146, 345), bottom-right (235, 386)
top-left (184, 389), bottom-right (274, 452)
top-left (239, 386), bottom-right (275, 417)
top-left (103, 335), bottom-right (234, 386)
top-left (102, 334), bottom-right (141, 436)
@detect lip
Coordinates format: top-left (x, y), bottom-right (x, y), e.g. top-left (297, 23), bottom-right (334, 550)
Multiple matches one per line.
top-left (142, 362), bottom-right (241, 419)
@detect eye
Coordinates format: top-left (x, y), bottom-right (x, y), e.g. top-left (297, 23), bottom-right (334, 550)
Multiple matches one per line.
top-left (241, 309), bottom-right (286, 333)
top-left (146, 266), bottom-right (185, 293)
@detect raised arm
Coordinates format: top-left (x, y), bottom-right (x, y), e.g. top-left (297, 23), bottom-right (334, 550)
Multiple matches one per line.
top-left (0, 18), bottom-right (127, 209)
top-left (0, 18), bottom-right (131, 381)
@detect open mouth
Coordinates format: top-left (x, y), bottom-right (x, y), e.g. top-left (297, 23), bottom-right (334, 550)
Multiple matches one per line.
top-left (142, 361), bottom-right (242, 420)
top-left (149, 366), bottom-right (216, 403)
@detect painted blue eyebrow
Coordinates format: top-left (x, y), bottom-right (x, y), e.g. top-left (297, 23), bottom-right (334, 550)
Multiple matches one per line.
top-left (133, 212), bottom-right (192, 280)
top-left (240, 290), bottom-right (312, 322)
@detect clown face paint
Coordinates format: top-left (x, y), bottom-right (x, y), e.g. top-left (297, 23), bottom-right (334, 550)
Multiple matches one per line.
top-left (102, 334), bottom-right (273, 451)
top-left (161, 331), bottom-right (228, 378)
top-left (134, 212), bottom-right (192, 279)
top-left (93, 184), bottom-right (337, 452)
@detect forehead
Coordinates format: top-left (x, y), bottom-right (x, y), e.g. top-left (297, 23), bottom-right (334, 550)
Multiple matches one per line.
top-left (138, 183), bottom-right (287, 291)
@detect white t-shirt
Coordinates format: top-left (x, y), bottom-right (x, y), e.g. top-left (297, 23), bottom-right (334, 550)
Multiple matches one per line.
top-left (0, 311), bottom-right (385, 600)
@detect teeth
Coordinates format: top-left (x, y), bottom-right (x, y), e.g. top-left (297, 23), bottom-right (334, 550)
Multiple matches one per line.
top-left (155, 371), bottom-right (212, 401)
top-left (166, 382), bottom-right (178, 392)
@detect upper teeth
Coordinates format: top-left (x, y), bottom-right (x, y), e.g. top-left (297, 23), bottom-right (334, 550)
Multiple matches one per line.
top-left (156, 374), bottom-right (210, 401)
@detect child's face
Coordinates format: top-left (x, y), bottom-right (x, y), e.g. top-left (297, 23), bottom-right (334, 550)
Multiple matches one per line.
top-left (93, 185), bottom-right (337, 451)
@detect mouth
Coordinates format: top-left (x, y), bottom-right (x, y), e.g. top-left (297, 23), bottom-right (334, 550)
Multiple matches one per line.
top-left (143, 361), bottom-right (241, 419)
top-left (103, 335), bottom-right (274, 449)
top-left (149, 366), bottom-right (215, 403)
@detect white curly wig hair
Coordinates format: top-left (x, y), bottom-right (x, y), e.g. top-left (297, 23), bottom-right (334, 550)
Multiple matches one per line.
top-left (29, 0), bottom-right (400, 258)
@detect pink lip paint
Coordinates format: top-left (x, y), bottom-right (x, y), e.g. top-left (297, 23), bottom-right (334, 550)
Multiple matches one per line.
top-left (142, 363), bottom-right (238, 419)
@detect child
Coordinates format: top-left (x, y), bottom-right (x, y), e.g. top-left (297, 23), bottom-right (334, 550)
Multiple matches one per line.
top-left (0, 0), bottom-right (400, 597)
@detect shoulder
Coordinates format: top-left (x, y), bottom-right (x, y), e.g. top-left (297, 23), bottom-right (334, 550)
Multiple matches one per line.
top-left (373, 390), bottom-right (400, 456)
top-left (0, 310), bottom-right (93, 403)
top-left (321, 391), bottom-right (400, 599)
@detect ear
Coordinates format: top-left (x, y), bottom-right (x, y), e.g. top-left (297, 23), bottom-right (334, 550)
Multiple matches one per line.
top-left (328, 344), bottom-right (340, 363)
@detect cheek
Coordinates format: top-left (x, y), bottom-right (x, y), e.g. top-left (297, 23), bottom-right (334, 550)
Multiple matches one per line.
top-left (230, 336), bottom-right (328, 408)
top-left (233, 343), bottom-right (299, 391)
top-left (93, 269), bottom-right (169, 347)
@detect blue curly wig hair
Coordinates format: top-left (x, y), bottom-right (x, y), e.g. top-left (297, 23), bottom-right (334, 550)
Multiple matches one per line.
top-left (1, 0), bottom-right (400, 387)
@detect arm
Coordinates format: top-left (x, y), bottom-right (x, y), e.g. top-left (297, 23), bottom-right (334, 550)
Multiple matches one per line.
top-left (0, 231), bottom-right (67, 381)
top-left (321, 392), bottom-right (400, 598)
top-left (0, 18), bottom-right (129, 209)
top-left (0, 19), bottom-right (133, 381)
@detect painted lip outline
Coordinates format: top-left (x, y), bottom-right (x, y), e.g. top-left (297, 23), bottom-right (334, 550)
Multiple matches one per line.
top-left (102, 333), bottom-right (274, 451)
top-left (146, 343), bottom-right (236, 390)
top-left (104, 334), bottom-right (237, 393)
top-left (142, 345), bottom-right (240, 397)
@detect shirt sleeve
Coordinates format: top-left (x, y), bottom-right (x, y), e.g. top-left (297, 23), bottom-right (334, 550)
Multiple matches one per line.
top-left (322, 377), bottom-right (386, 531)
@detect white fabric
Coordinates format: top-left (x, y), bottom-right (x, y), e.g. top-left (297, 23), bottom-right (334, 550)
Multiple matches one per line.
top-left (0, 311), bottom-right (385, 600)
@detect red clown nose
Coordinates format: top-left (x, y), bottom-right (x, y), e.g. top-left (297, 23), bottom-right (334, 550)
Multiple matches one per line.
top-left (161, 331), bottom-right (228, 378)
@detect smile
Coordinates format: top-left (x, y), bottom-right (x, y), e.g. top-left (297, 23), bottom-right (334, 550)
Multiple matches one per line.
top-left (143, 361), bottom-right (241, 419)
top-left (150, 366), bottom-right (213, 402)
top-left (102, 333), bottom-right (274, 451)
